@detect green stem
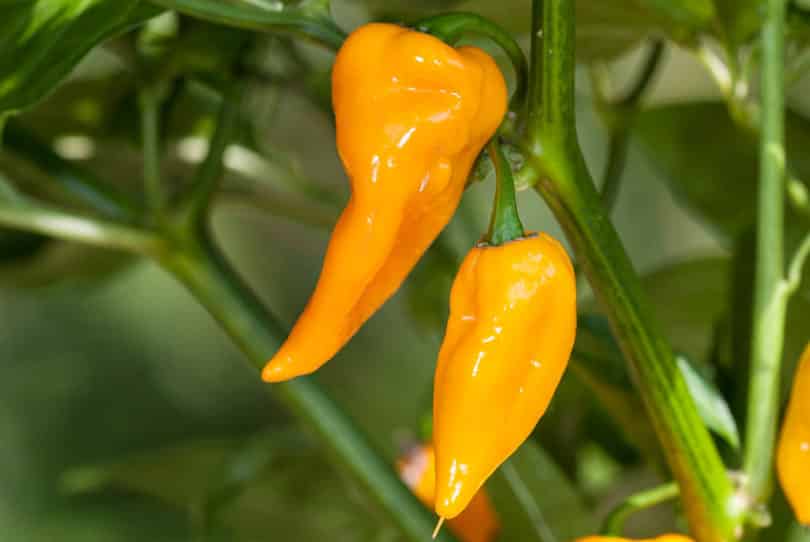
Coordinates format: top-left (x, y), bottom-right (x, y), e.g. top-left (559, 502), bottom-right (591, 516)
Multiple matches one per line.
top-left (149, 0), bottom-right (346, 51)
top-left (139, 86), bottom-right (166, 219)
top-left (526, 2), bottom-right (739, 540)
top-left (743, 0), bottom-right (788, 508)
top-left (179, 83), bottom-right (242, 226)
top-left (603, 482), bottom-right (680, 536)
top-left (786, 231), bottom-right (810, 295)
top-left (485, 139), bottom-right (525, 245)
top-left (415, 13), bottom-right (528, 110)
top-left (159, 232), bottom-right (459, 542)
top-left (0, 195), bottom-right (164, 256)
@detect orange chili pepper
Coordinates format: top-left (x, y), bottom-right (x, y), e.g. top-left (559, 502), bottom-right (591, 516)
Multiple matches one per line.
top-left (262, 22), bottom-right (507, 383)
top-left (574, 536), bottom-right (694, 542)
top-left (777, 342), bottom-right (810, 525)
top-left (432, 232), bottom-right (576, 520)
top-left (398, 443), bottom-right (500, 542)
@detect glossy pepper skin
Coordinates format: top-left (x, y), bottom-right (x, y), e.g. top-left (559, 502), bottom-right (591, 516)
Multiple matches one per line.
top-left (777, 342), bottom-right (810, 525)
top-left (433, 233), bottom-right (576, 519)
top-left (397, 443), bottom-right (499, 542)
top-left (574, 536), bottom-right (694, 542)
top-left (262, 23), bottom-right (507, 383)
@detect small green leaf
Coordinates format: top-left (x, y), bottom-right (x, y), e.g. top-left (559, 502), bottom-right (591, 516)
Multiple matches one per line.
top-left (676, 354), bottom-right (741, 449)
top-left (0, 1), bottom-right (162, 115)
top-left (488, 441), bottom-right (595, 542)
top-left (635, 102), bottom-right (810, 238)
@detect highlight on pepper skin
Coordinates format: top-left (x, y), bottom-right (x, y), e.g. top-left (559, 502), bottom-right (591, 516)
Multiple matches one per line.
top-left (397, 443), bottom-right (500, 542)
top-left (777, 342), bottom-right (810, 525)
top-left (261, 22), bottom-right (507, 383)
top-left (573, 536), bottom-right (694, 542)
top-left (432, 232), bottom-right (577, 520)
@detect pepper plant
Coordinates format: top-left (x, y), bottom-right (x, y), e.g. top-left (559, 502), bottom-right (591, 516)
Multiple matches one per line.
top-left (0, 1), bottom-right (809, 541)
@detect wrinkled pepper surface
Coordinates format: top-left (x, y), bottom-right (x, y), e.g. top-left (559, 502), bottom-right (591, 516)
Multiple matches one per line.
top-left (574, 536), bottom-right (694, 542)
top-left (397, 443), bottom-right (499, 542)
top-left (263, 22), bottom-right (507, 383)
top-left (432, 233), bottom-right (576, 519)
top-left (777, 342), bottom-right (810, 525)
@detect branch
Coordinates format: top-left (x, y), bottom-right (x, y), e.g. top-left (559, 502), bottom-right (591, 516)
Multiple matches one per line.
top-left (603, 482), bottom-right (680, 536)
top-left (139, 85), bottom-right (167, 218)
top-left (743, 0), bottom-right (789, 507)
top-left (526, 2), bottom-right (739, 540)
top-left (148, 0), bottom-right (346, 51)
top-left (158, 234), bottom-right (459, 542)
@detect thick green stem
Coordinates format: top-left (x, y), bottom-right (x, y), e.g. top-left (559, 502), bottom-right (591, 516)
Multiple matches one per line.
top-left (603, 482), bottom-right (680, 536)
top-left (159, 232), bottom-right (458, 542)
top-left (743, 0), bottom-right (789, 507)
top-left (485, 139), bottom-right (525, 245)
top-left (527, 2), bottom-right (738, 540)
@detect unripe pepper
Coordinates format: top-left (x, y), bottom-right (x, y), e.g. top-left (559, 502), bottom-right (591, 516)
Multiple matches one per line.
top-left (262, 22), bottom-right (507, 383)
top-left (777, 342), bottom-right (810, 525)
top-left (574, 536), bottom-right (694, 542)
top-left (397, 443), bottom-right (500, 542)
top-left (432, 232), bottom-right (577, 519)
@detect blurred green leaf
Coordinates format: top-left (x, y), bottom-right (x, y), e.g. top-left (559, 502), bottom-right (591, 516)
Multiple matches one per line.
top-left (488, 441), bottom-right (594, 542)
top-left (0, 1), bottom-right (161, 115)
top-left (635, 102), bottom-right (810, 238)
top-left (797, 0), bottom-right (810, 11)
top-left (676, 354), bottom-right (740, 450)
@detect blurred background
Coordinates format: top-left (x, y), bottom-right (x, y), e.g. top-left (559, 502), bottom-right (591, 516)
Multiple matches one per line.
top-left (1, 0), bottom-right (810, 540)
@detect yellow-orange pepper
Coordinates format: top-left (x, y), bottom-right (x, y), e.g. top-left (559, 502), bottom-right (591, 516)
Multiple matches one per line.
top-left (262, 22), bottom-right (507, 383)
top-left (574, 536), bottom-right (694, 542)
top-left (432, 232), bottom-right (576, 519)
top-left (397, 443), bottom-right (500, 542)
top-left (777, 342), bottom-right (810, 525)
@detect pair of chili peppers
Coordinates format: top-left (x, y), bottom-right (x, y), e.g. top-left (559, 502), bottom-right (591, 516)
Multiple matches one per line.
top-left (262, 22), bottom-right (576, 528)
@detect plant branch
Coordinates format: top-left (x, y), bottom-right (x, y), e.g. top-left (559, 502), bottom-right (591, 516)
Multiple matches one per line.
top-left (179, 83), bottom-right (243, 226)
top-left (526, 2), bottom-right (739, 540)
top-left (158, 233), bottom-right (459, 542)
top-left (0, 189), bottom-right (164, 256)
top-left (603, 482), bottom-right (680, 536)
top-left (148, 0), bottom-right (346, 51)
top-left (786, 230), bottom-right (810, 295)
top-left (743, 0), bottom-right (789, 508)
top-left (139, 86), bottom-right (167, 218)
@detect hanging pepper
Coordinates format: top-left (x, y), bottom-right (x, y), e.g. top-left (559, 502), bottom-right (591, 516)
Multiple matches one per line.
top-left (262, 22), bottom-right (507, 383)
top-left (777, 342), bottom-right (810, 525)
top-left (397, 443), bottom-right (500, 542)
top-left (574, 536), bottom-right (694, 542)
top-left (432, 231), bottom-right (577, 520)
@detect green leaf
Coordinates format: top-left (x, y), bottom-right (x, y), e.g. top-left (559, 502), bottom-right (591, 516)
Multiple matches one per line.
top-left (713, 0), bottom-right (760, 45)
top-left (676, 354), bottom-right (740, 449)
top-left (0, 1), bottom-right (161, 115)
top-left (488, 441), bottom-right (595, 542)
top-left (635, 102), bottom-right (810, 238)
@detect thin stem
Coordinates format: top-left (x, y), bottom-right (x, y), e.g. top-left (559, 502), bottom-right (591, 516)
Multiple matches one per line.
top-left (526, 2), bottom-right (739, 540)
top-left (149, 0), bottom-right (346, 51)
top-left (485, 139), bottom-right (525, 245)
top-left (786, 231), bottom-right (810, 295)
top-left (179, 83), bottom-right (243, 225)
top-left (743, 0), bottom-right (789, 507)
top-left (159, 233), bottom-right (459, 542)
top-left (0, 194), bottom-right (164, 256)
top-left (139, 87), bottom-right (166, 219)
top-left (603, 482), bottom-right (680, 536)
top-left (414, 13), bottom-right (529, 111)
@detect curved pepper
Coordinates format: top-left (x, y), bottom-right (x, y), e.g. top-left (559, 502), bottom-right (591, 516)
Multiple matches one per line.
top-left (397, 443), bottom-right (500, 542)
top-left (777, 342), bottom-right (810, 525)
top-left (432, 232), bottom-right (576, 519)
top-left (262, 22), bottom-right (507, 383)
top-left (574, 536), bottom-right (694, 542)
